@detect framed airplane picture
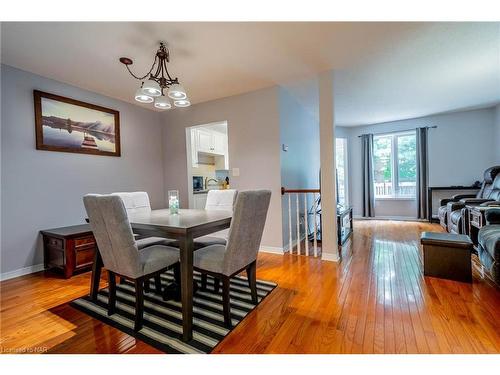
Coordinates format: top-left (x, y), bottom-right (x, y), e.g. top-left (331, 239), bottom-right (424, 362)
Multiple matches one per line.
top-left (34, 90), bottom-right (121, 157)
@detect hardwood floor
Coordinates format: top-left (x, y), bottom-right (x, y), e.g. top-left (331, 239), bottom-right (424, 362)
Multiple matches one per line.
top-left (1, 220), bottom-right (499, 354)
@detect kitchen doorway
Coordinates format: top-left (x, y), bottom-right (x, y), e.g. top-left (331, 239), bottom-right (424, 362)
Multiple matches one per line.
top-left (185, 121), bottom-right (229, 208)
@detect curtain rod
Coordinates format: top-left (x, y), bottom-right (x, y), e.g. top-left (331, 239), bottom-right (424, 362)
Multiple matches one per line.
top-left (357, 125), bottom-right (437, 138)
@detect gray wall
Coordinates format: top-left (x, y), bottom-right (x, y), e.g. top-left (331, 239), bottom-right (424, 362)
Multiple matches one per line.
top-left (162, 87), bottom-right (283, 250)
top-left (279, 87), bottom-right (320, 249)
top-left (0, 65), bottom-right (165, 276)
top-left (341, 107), bottom-right (498, 218)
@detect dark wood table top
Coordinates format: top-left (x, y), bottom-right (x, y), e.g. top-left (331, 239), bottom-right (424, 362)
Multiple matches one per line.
top-left (128, 208), bottom-right (232, 228)
top-left (40, 224), bottom-right (92, 238)
top-left (128, 208), bottom-right (232, 238)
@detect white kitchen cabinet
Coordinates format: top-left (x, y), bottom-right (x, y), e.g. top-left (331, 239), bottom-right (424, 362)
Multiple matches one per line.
top-left (190, 127), bottom-right (229, 168)
top-left (196, 129), bottom-right (214, 153)
top-left (193, 193), bottom-right (208, 209)
top-left (212, 132), bottom-right (226, 155)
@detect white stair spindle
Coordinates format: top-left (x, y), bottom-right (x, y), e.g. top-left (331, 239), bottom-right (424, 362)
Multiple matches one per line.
top-left (296, 193), bottom-right (301, 255)
top-left (313, 193), bottom-right (318, 257)
top-left (288, 194), bottom-right (292, 253)
top-left (304, 193), bottom-right (309, 256)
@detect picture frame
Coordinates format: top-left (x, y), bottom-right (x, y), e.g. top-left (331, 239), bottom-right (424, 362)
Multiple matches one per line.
top-left (34, 90), bottom-right (121, 157)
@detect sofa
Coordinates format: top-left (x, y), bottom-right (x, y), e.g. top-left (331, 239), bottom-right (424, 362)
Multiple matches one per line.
top-left (478, 208), bottom-right (500, 286)
top-left (438, 166), bottom-right (500, 234)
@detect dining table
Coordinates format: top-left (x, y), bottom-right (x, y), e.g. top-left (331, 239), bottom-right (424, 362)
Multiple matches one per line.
top-left (89, 208), bottom-right (232, 342)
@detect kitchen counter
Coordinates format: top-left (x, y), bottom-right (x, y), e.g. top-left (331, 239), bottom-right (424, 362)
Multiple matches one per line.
top-left (193, 190), bottom-right (209, 194)
top-left (193, 187), bottom-right (229, 194)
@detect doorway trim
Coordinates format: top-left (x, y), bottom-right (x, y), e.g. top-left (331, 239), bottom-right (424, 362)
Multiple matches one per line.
top-left (185, 120), bottom-right (229, 209)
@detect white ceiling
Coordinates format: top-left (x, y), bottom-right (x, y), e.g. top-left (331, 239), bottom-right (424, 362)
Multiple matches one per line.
top-left (1, 22), bottom-right (499, 126)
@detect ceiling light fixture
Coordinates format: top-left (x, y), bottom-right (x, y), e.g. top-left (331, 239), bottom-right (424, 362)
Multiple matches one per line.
top-left (120, 42), bottom-right (190, 110)
top-left (134, 87), bottom-right (154, 103)
top-left (154, 95), bottom-right (172, 110)
top-left (174, 99), bottom-right (191, 108)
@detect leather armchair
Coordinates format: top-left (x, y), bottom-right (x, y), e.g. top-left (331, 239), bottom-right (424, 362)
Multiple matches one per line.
top-left (437, 166), bottom-right (500, 232)
top-left (477, 208), bottom-right (500, 286)
top-left (449, 173), bottom-right (500, 234)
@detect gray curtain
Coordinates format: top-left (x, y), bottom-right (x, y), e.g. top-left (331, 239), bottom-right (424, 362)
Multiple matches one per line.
top-left (361, 134), bottom-right (375, 217)
top-left (416, 127), bottom-right (429, 219)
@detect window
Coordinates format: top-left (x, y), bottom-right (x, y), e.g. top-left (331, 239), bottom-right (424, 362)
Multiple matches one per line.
top-left (373, 131), bottom-right (416, 199)
top-left (336, 138), bottom-right (348, 206)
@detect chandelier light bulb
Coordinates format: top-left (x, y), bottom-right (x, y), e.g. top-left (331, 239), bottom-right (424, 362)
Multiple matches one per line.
top-left (168, 84), bottom-right (187, 100)
top-left (154, 96), bottom-right (172, 110)
top-left (174, 99), bottom-right (191, 108)
top-left (141, 79), bottom-right (162, 97)
top-left (135, 87), bottom-right (154, 103)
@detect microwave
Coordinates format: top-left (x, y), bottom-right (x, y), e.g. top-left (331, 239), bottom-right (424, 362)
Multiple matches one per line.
top-left (193, 176), bottom-right (204, 191)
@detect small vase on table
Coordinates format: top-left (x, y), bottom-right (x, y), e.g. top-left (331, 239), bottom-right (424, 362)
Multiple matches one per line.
top-left (168, 190), bottom-right (179, 215)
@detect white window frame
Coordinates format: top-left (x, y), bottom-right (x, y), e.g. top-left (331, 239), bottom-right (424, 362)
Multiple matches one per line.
top-left (335, 137), bottom-right (349, 206)
top-left (373, 131), bottom-right (416, 201)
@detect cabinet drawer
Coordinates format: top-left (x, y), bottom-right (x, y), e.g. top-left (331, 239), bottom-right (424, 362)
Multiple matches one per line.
top-left (75, 246), bottom-right (95, 268)
top-left (47, 247), bottom-right (65, 267)
top-left (46, 237), bottom-right (64, 249)
top-left (75, 236), bottom-right (96, 248)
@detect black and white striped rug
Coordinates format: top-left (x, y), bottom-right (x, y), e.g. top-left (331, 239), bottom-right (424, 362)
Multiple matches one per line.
top-left (70, 270), bottom-right (277, 354)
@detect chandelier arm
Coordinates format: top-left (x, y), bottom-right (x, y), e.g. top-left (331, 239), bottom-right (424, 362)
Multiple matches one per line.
top-left (152, 57), bottom-right (162, 80)
top-left (125, 55), bottom-right (159, 81)
top-left (162, 57), bottom-right (176, 82)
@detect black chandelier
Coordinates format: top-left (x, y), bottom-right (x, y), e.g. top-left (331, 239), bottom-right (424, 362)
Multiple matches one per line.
top-left (119, 42), bottom-right (190, 109)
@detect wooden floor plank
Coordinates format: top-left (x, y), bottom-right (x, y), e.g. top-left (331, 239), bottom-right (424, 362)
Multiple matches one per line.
top-left (1, 220), bottom-right (499, 354)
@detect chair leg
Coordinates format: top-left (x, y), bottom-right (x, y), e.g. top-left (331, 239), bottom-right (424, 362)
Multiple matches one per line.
top-left (134, 278), bottom-right (144, 331)
top-left (144, 277), bottom-right (151, 293)
top-left (154, 274), bottom-right (162, 294)
top-left (173, 262), bottom-right (181, 285)
top-left (107, 271), bottom-right (116, 316)
top-left (214, 278), bottom-right (220, 294)
top-left (201, 274), bottom-right (207, 290)
top-left (246, 261), bottom-right (258, 304)
top-left (222, 277), bottom-right (232, 328)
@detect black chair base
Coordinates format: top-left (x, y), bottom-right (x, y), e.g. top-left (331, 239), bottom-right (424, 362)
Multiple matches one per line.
top-left (196, 260), bottom-right (258, 328)
top-left (107, 262), bottom-right (180, 332)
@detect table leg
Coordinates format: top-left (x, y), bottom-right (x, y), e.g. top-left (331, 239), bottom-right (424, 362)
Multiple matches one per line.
top-left (90, 248), bottom-right (103, 300)
top-left (179, 235), bottom-right (194, 342)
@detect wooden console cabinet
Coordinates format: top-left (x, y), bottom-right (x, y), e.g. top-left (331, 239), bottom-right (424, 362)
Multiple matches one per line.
top-left (41, 224), bottom-right (96, 278)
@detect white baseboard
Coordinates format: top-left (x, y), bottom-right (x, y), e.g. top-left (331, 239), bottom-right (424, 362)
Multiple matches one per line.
top-left (259, 246), bottom-right (284, 254)
top-left (321, 252), bottom-right (340, 262)
top-left (353, 215), bottom-right (426, 222)
top-left (0, 263), bottom-right (45, 281)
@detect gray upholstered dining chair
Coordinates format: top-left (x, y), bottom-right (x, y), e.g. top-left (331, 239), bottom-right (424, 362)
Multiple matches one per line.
top-left (111, 191), bottom-right (175, 249)
top-left (193, 190), bottom-right (271, 328)
top-left (194, 189), bottom-right (238, 249)
top-left (83, 194), bottom-right (180, 331)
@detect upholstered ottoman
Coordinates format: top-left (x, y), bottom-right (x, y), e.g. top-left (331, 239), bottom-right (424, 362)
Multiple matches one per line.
top-left (420, 232), bottom-right (473, 283)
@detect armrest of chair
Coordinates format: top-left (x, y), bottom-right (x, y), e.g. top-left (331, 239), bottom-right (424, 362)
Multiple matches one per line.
top-left (447, 201), bottom-right (465, 211)
top-left (459, 198), bottom-right (492, 205)
top-left (480, 201), bottom-right (500, 207)
top-left (439, 198), bottom-right (455, 206)
top-left (485, 209), bottom-right (500, 225)
top-left (452, 193), bottom-right (477, 200)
